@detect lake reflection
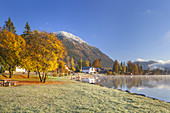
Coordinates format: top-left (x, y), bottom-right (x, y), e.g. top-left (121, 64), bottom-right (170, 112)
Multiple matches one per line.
top-left (99, 75), bottom-right (170, 102)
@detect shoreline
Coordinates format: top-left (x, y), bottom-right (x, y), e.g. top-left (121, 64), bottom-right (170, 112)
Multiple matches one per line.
top-left (78, 74), bottom-right (170, 103)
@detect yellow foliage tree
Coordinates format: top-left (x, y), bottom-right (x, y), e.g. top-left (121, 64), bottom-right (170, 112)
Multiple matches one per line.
top-left (20, 43), bottom-right (36, 78)
top-left (28, 30), bottom-right (66, 82)
top-left (0, 29), bottom-right (26, 78)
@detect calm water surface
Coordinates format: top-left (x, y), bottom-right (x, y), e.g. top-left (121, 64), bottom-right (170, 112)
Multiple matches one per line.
top-left (99, 75), bottom-right (170, 102)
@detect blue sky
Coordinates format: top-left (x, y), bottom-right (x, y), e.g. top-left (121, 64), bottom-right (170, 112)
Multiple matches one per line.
top-left (1, 0), bottom-right (170, 62)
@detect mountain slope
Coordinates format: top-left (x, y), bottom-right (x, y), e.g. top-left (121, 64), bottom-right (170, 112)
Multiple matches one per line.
top-left (56, 31), bottom-right (114, 68)
top-left (134, 60), bottom-right (157, 70)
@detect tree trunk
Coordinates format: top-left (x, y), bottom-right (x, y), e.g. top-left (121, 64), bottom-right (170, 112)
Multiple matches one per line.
top-left (27, 71), bottom-right (30, 78)
top-left (43, 73), bottom-right (47, 83)
top-left (9, 67), bottom-right (13, 78)
top-left (37, 66), bottom-right (42, 82)
top-left (38, 71), bottom-right (42, 82)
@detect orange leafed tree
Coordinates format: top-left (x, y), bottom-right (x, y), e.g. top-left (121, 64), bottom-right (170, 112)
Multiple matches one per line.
top-left (92, 59), bottom-right (101, 68)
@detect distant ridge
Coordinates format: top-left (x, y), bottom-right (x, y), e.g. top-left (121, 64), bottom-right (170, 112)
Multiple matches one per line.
top-left (55, 31), bottom-right (114, 68)
top-left (134, 60), bottom-right (157, 70)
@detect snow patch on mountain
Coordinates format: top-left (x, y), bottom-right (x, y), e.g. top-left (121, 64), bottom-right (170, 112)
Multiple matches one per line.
top-left (55, 31), bottom-right (87, 44)
top-left (135, 58), bottom-right (146, 62)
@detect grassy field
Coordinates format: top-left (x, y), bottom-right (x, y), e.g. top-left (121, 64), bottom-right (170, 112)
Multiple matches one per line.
top-left (0, 75), bottom-right (170, 112)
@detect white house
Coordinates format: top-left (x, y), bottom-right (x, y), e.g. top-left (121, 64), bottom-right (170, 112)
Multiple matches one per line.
top-left (15, 66), bottom-right (26, 72)
top-left (81, 66), bottom-right (96, 73)
top-left (4, 66), bottom-right (26, 73)
top-left (0, 63), bottom-right (26, 73)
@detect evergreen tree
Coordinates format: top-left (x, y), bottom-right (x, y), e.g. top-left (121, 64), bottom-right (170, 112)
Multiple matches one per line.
top-left (78, 59), bottom-right (83, 69)
top-left (3, 17), bottom-right (16, 34)
top-left (119, 62), bottom-right (125, 75)
top-left (89, 62), bottom-right (92, 66)
top-left (22, 22), bottom-right (32, 43)
top-left (76, 65), bottom-right (81, 72)
top-left (20, 22), bottom-right (33, 78)
top-left (23, 22), bottom-right (31, 35)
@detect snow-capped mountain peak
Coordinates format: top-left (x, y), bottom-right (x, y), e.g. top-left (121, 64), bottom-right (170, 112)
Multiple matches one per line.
top-left (55, 31), bottom-right (87, 44)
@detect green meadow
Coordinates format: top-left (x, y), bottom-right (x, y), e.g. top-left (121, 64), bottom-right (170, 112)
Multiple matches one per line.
top-left (0, 77), bottom-right (170, 112)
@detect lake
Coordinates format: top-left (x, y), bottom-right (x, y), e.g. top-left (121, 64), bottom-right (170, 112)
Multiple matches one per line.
top-left (99, 75), bottom-right (170, 102)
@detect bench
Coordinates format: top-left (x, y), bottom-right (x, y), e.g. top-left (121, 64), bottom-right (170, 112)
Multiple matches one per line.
top-left (0, 79), bottom-right (18, 87)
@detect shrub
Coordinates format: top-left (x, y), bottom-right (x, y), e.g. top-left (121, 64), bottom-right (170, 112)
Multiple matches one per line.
top-left (59, 73), bottom-right (63, 77)
top-left (65, 73), bottom-right (68, 76)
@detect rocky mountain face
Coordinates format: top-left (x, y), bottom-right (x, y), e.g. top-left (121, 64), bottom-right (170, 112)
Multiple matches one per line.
top-left (55, 31), bottom-right (114, 68)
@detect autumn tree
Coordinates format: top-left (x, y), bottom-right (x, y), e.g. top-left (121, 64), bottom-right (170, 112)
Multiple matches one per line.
top-left (82, 60), bottom-right (89, 67)
top-left (99, 58), bottom-right (102, 68)
top-left (66, 56), bottom-right (70, 67)
top-left (3, 17), bottom-right (16, 34)
top-left (119, 65), bottom-right (123, 74)
top-left (92, 59), bottom-right (101, 68)
top-left (0, 29), bottom-right (26, 78)
top-left (70, 57), bottom-right (75, 71)
top-left (70, 57), bottom-right (74, 67)
top-left (113, 60), bottom-right (119, 74)
top-left (123, 66), bottom-right (126, 75)
top-left (133, 63), bottom-right (139, 75)
top-left (147, 68), bottom-right (150, 73)
top-left (27, 30), bottom-right (66, 82)
top-left (59, 60), bottom-right (65, 69)
top-left (127, 61), bottom-right (133, 74)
